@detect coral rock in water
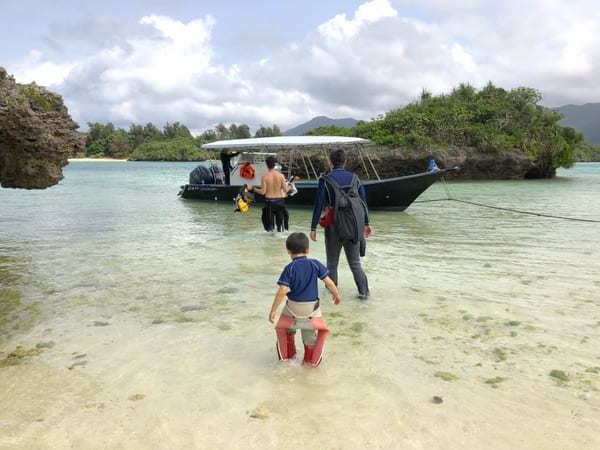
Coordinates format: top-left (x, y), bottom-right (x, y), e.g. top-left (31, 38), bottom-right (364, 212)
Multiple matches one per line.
top-left (0, 67), bottom-right (84, 189)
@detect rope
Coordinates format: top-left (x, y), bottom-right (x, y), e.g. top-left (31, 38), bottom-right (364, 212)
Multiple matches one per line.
top-left (448, 198), bottom-right (600, 223)
top-left (414, 178), bottom-right (600, 223)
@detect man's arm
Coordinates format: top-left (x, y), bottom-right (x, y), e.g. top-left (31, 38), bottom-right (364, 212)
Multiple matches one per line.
top-left (357, 179), bottom-right (372, 237)
top-left (310, 177), bottom-right (327, 240)
top-left (280, 173), bottom-right (291, 194)
top-left (322, 276), bottom-right (341, 305)
top-left (269, 285), bottom-right (289, 323)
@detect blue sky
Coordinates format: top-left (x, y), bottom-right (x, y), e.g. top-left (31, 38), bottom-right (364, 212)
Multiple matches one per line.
top-left (2, 0), bottom-right (599, 133)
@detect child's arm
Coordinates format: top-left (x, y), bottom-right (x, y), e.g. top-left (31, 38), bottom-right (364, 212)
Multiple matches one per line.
top-left (322, 276), bottom-right (342, 305)
top-left (269, 285), bottom-right (289, 323)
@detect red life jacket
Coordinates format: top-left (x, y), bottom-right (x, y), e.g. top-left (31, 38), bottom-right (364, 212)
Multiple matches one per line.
top-left (239, 162), bottom-right (255, 179)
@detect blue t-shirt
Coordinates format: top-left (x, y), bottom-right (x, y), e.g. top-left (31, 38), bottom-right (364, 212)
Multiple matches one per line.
top-left (277, 256), bottom-right (330, 302)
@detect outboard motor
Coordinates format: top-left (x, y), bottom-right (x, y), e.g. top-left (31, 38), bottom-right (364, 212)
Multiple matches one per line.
top-left (209, 163), bottom-right (225, 184)
top-left (189, 165), bottom-right (214, 184)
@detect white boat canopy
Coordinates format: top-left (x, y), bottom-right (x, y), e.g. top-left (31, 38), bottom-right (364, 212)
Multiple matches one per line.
top-left (202, 135), bottom-right (372, 150)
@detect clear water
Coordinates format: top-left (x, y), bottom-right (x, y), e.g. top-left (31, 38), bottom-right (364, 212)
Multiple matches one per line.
top-left (1, 162), bottom-right (599, 449)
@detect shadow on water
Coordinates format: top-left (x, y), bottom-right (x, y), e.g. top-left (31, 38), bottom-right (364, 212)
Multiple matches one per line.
top-left (0, 249), bottom-right (40, 346)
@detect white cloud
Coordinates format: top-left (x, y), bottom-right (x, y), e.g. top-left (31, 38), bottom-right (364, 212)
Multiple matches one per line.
top-left (451, 43), bottom-right (476, 73)
top-left (12, 50), bottom-right (76, 87)
top-left (318, 0), bottom-right (397, 40)
top-left (6, 0), bottom-right (600, 132)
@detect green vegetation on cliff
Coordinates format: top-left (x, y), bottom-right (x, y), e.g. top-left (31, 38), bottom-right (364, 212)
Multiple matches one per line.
top-left (82, 122), bottom-right (281, 161)
top-left (308, 83), bottom-right (587, 170)
top-left (573, 144), bottom-right (600, 162)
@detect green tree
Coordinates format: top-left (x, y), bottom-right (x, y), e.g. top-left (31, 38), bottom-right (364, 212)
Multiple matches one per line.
top-left (163, 122), bottom-right (192, 139)
top-left (143, 123), bottom-right (163, 140)
top-left (255, 124), bottom-right (282, 137)
top-left (107, 130), bottom-right (132, 159)
top-left (128, 124), bottom-right (145, 149)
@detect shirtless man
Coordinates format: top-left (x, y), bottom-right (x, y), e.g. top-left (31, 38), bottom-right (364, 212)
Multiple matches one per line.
top-left (248, 156), bottom-right (293, 232)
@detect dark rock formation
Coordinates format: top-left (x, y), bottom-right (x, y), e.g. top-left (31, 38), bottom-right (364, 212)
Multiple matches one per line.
top-left (0, 67), bottom-right (84, 189)
top-left (281, 146), bottom-right (538, 180)
top-left (361, 147), bottom-right (536, 180)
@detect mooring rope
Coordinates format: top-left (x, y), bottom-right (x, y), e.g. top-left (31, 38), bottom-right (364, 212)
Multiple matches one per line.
top-left (413, 177), bottom-right (600, 223)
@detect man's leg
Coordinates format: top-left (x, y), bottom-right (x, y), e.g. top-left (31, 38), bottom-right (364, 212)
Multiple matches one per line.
top-left (343, 239), bottom-right (369, 297)
top-left (273, 201), bottom-right (287, 232)
top-left (261, 203), bottom-right (274, 232)
top-left (324, 225), bottom-right (343, 285)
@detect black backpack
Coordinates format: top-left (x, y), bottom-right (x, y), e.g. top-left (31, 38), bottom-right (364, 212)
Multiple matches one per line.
top-left (324, 174), bottom-right (365, 244)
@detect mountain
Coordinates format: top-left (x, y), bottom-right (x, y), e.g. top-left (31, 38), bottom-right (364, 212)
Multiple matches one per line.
top-left (555, 103), bottom-right (600, 145)
top-left (283, 116), bottom-right (359, 136)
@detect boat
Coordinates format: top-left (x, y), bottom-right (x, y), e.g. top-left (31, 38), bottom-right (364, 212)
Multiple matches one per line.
top-left (178, 136), bottom-right (458, 211)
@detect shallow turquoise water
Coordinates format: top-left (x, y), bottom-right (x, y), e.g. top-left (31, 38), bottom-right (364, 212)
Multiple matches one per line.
top-left (1, 162), bottom-right (599, 449)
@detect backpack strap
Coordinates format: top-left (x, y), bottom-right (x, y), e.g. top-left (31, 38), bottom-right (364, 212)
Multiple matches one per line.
top-left (324, 173), bottom-right (356, 190)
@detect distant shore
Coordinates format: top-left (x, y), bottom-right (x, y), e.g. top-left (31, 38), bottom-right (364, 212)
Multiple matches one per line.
top-left (68, 157), bottom-right (128, 162)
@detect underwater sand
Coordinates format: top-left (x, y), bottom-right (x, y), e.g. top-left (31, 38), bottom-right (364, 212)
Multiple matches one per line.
top-left (1, 162), bottom-right (599, 449)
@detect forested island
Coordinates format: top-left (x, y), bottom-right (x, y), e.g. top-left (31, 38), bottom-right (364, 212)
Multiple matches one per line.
top-left (81, 122), bottom-right (281, 161)
top-left (80, 83), bottom-right (599, 179)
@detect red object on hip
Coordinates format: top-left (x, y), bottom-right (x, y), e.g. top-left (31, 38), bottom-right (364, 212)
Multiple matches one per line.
top-left (318, 207), bottom-right (334, 228)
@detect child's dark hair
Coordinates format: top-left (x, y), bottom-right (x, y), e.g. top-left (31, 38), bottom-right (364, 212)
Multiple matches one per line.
top-left (329, 148), bottom-right (346, 166)
top-left (266, 155), bottom-right (276, 169)
top-left (286, 232), bottom-right (309, 254)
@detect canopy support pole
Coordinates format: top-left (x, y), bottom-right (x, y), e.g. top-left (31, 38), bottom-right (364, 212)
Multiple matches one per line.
top-left (288, 151), bottom-right (294, 178)
top-left (365, 151), bottom-right (381, 180)
top-left (300, 153), bottom-right (311, 180)
top-left (307, 154), bottom-right (319, 180)
top-left (357, 146), bottom-right (370, 179)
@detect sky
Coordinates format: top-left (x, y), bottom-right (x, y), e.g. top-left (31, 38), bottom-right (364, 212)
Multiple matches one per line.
top-left (2, 0), bottom-right (599, 134)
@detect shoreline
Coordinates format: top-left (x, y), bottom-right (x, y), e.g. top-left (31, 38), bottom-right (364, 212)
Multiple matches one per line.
top-left (68, 158), bottom-right (128, 162)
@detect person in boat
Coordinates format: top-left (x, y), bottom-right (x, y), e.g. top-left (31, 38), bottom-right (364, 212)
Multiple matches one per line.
top-left (269, 232), bottom-right (341, 366)
top-left (247, 155), bottom-right (293, 232)
top-left (310, 148), bottom-right (372, 300)
top-left (220, 150), bottom-right (239, 185)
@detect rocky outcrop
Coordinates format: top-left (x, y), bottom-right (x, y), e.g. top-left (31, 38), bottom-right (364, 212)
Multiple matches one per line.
top-left (0, 67), bottom-right (84, 189)
top-left (359, 147), bottom-right (538, 180)
top-left (282, 146), bottom-right (540, 180)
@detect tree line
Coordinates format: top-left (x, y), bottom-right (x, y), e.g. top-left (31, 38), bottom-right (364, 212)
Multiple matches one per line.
top-left (81, 122), bottom-right (281, 160)
top-left (308, 82), bottom-right (594, 167)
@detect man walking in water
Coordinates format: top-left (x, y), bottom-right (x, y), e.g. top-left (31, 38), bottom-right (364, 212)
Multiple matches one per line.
top-left (248, 156), bottom-right (293, 232)
top-left (310, 149), bottom-right (372, 299)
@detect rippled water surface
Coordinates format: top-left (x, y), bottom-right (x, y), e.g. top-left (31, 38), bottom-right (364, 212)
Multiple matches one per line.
top-left (1, 162), bottom-right (599, 449)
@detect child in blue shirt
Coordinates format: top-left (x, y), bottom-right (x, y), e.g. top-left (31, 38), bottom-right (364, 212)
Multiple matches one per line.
top-left (269, 232), bottom-right (341, 366)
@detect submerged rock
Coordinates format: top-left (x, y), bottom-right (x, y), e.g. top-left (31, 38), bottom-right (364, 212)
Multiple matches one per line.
top-left (180, 305), bottom-right (206, 312)
top-left (35, 341), bottom-right (55, 349)
top-left (217, 287), bottom-right (238, 294)
top-left (68, 360), bottom-right (87, 370)
top-left (248, 404), bottom-right (270, 420)
top-left (0, 346), bottom-right (43, 368)
top-left (0, 67), bottom-right (84, 189)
